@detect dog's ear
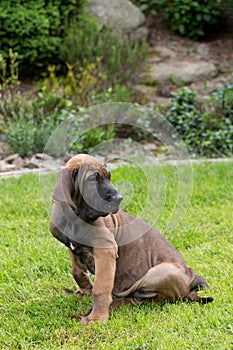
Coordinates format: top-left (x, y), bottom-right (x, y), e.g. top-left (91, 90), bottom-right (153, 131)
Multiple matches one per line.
top-left (52, 168), bottom-right (77, 210)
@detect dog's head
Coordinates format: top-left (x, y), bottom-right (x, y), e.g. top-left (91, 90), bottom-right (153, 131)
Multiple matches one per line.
top-left (52, 154), bottom-right (123, 222)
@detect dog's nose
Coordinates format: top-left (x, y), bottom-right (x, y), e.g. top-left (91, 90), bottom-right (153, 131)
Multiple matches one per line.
top-left (106, 191), bottom-right (123, 202)
top-left (115, 193), bottom-right (123, 202)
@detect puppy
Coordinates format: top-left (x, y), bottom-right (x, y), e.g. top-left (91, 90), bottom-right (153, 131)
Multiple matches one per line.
top-left (50, 154), bottom-right (213, 324)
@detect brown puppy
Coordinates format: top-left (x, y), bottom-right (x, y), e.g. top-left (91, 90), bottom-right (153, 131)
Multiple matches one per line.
top-left (50, 154), bottom-right (213, 324)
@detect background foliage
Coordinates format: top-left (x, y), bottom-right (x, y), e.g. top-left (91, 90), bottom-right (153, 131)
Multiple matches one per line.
top-left (2, 81), bottom-right (232, 158)
top-left (0, 1), bottom-right (232, 159)
top-left (61, 14), bottom-right (148, 85)
top-left (0, 0), bottom-right (87, 75)
top-left (135, 0), bottom-right (225, 39)
top-left (164, 85), bottom-right (233, 157)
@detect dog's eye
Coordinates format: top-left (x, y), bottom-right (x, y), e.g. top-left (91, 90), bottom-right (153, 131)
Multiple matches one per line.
top-left (89, 172), bottom-right (99, 182)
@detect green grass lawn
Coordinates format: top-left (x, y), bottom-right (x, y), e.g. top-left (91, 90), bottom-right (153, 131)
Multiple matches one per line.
top-left (1, 161), bottom-right (233, 349)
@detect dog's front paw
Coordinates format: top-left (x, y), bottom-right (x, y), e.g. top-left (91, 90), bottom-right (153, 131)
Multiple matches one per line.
top-left (81, 315), bottom-right (94, 325)
top-left (81, 313), bottom-right (109, 325)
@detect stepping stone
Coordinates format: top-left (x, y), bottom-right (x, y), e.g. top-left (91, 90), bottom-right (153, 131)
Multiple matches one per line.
top-left (145, 59), bottom-right (218, 85)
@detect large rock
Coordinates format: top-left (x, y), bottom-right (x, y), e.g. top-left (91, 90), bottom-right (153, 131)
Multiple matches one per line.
top-left (0, 160), bottom-right (16, 172)
top-left (87, 0), bottom-right (148, 42)
top-left (145, 59), bottom-right (218, 85)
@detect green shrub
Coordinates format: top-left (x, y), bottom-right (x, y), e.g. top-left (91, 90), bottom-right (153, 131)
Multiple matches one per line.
top-left (71, 124), bottom-right (115, 154)
top-left (4, 91), bottom-right (76, 157)
top-left (0, 0), bottom-right (86, 75)
top-left (40, 19), bottom-right (147, 104)
top-left (5, 116), bottom-right (61, 157)
top-left (89, 84), bottom-right (133, 104)
top-left (60, 14), bottom-right (100, 70)
top-left (3, 90), bottom-right (117, 157)
top-left (0, 49), bottom-right (19, 92)
top-left (60, 14), bottom-right (148, 84)
top-left (166, 87), bottom-right (203, 138)
top-left (5, 118), bottom-right (36, 157)
top-left (210, 80), bottom-right (233, 116)
top-left (135, 0), bottom-right (164, 14)
top-left (39, 62), bottom-right (103, 106)
top-left (0, 1), bottom-right (147, 78)
top-left (164, 85), bottom-right (233, 157)
top-left (163, 0), bottom-right (223, 39)
top-left (31, 91), bottom-right (75, 123)
top-left (136, 0), bottom-right (223, 39)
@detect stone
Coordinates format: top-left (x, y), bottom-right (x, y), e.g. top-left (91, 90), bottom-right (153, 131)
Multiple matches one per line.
top-left (129, 26), bottom-right (149, 43)
top-left (13, 156), bottom-right (25, 169)
top-left (148, 47), bottom-right (177, 62)
top-left (35, 153), bottom-right (52, 160)
top-left (143, 143), bottom-right (158, 152)
top-left (87, 0), bottom-right (148, 42)
top-left (4, 153), bottom-right (19, 163)
top-left (56, 158), bottom-right (65, 166)
top-left (26, 155), bottom-right (41, 169)
top-left (41, 159), bottom-right (62, 170)
top-left (196, 43), bottom-right (210, 57)
top-left (156, 85), bottom-right (172, 97)
top-left (0, 140), bottom-right (10, 157)
top-left (0, 160), bottom-right (16, 172)
top-left (133, 84), bottom-right (155, 102)
top-left (145, 60), bottom-right (218, 85)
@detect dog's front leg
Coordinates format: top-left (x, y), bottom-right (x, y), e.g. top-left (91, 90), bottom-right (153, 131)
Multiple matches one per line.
top-left (81, 247), bottom-right (117, 325)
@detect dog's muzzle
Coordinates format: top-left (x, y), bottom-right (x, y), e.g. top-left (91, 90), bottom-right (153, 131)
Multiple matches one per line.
top-left (88, 192), bottom-right (123, 219)
top-left (108, 192), bottom-right (123, 214)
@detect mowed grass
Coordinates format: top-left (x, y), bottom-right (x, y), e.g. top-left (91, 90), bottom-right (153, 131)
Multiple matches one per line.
top-left (0, 161), bottom-right (233, 349)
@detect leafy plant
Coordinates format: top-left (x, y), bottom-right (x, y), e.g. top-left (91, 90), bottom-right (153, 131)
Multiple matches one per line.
top-left (60, 14), bottom-right (148, 85)
top-left (5, 117), bottom-right (36, 157)
top-left (71, 124), bottom-right (115, 154)
top-left (136, 0), bottom-right (224, 39)
top-left (210, 80), bottom-right (233, 114)
top-left (39, 61), bottom-right (103, 107)
top-left (60, 14), bottom-right (101, 70)
top-left (0, 0), bottom-right (87, 75)
top-left (163, 0), bottom-right (223, 39)
top-left (134, 0), bottom-right (164, 14)
top-left (3, 87), bottom-right (117, 157)
top-left (89, 84), bottom-right (133, 104)
top-left (32, 90), bottom-right (76, 123)
top-left (40, 18), bottom-right (147, 105)
top-left (0, 49), bottom-right (20, 96)
top-left (164, 85), bottom-right (233, 157)
top-left (4, 91), bottom-right (76, 157)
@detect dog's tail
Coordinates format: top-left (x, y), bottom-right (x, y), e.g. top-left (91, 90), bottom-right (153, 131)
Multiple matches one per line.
top-left (187, 291), bottom-right (214, 304)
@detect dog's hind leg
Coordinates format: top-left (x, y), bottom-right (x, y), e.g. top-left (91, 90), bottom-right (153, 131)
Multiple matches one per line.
top-left (114, 263), bottom-right (214, 306)
top-left (131, 264), bottom-right (214, 305)
top-left (114, 262), bottom-right (191, 305)
top-left (110, 297), bottom-right (144, 311)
